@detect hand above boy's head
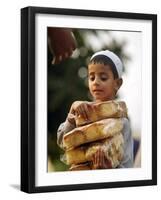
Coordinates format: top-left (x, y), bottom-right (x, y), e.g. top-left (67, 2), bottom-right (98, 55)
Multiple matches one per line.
top-left (48, 28), bottom-right (77, 64)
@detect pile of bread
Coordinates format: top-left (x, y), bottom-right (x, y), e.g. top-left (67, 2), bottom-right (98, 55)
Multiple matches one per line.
top-left (61, 101), bottom-right (128, 170)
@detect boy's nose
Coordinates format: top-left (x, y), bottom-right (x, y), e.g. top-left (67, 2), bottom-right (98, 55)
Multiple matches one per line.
top-left (93, 77), bottom-right (100, 85)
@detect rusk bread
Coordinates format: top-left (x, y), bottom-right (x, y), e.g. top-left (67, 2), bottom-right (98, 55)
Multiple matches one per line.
top-left (64, 133), bottom-right (124, 167)
top-left (75, 101), bottom-right (127, 127)
top-left (63, 118), bottom-right (123, 150)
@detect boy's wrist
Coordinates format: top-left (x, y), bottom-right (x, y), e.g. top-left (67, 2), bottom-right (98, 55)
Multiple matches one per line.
top-left (67, 113), bottom-right (76, 125)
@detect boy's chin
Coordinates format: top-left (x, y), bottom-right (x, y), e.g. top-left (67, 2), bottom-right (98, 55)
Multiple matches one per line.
top-left (94, 96), bottom-right (113, 102)
top-left (94, 97), bottom-right (106, 102)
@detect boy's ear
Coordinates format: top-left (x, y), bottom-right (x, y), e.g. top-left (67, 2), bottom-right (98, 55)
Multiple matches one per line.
top-left (115, 78), bottom-right (123, 91)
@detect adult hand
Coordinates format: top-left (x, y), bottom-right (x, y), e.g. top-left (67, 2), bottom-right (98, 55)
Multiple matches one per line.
top-left (48, 28), bottom-right (77, 64)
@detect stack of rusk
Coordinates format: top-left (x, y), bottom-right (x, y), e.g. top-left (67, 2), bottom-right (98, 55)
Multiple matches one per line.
top-left (62, 100), bottom-right (128, 171)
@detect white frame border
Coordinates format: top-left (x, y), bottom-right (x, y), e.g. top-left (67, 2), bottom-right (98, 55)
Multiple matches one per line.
top-left (35, 13), bottom-right (152, 187)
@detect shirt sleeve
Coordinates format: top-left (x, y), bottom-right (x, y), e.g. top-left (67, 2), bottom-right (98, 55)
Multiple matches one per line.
top-left (117, 117), bottom-right (134, 168)
top-left (57, 120), bottom-right (76, 149)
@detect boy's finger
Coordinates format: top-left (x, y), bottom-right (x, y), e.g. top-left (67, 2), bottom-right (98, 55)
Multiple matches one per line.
top-left (84, 104), bottom-right (91, 120)
top-left (80, 106), bottom-right (88, 121)
top-left (92, 154), bottom-right (97, 169)
top-left (76, 111), bottom-right (80, 117)
top-left (99, 150), bottom-right (104, 167)
top-left (96, 150), bottom-right (100, 167)
top-left (95, 152), bottom-right (99, 167)
top-left (102, 153), bottom-right (106, 168)
top-left (77, 107), bottom-right (83, 116)
top-left (77, 104), bottom-right (89, 121)
top-left (99, 149), bottom-right (104, 167)
top-left (99, 149), bottom-right (105, 168)
top-left (92, 104), bottom-right (97, 112)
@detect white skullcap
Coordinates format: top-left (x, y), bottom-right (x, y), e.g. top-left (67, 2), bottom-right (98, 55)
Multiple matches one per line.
top-left (90, 50), bottom-right (123, 78)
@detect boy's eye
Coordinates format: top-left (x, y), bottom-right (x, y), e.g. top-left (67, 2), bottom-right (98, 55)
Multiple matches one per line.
top-left (88, 74), bottom-right (108, 81)
top-left (100, 75), bottom-right (108, 81)
top-left (89, 76), bottom-right (95, 81)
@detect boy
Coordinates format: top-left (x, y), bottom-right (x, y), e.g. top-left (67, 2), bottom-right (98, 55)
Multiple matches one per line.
top-left (57, 50), bottom-right (133, 169)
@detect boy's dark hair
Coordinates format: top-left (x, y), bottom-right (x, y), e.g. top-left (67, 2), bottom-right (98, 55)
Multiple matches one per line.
top-left (89, 55), bottom-right (119, 79)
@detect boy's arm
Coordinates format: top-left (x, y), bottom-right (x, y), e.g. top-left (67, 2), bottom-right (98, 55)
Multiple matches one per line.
top-left (117, 118), bottom-right (134, 168)
top-left (57, 119), bottom-right (76, 149)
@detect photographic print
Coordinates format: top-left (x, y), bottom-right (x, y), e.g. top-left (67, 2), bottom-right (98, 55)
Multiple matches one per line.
top-left (21, 6), bottom-right (157, 193)
top-left (47, 27), bottom-right (141, 172)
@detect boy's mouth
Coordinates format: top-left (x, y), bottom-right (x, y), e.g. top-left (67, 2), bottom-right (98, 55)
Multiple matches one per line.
top-left (93, 89), bottom-right (103, 93)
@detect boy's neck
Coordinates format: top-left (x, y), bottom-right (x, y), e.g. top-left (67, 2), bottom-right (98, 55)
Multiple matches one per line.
top-left (94, 98), bottom-right (116, 103)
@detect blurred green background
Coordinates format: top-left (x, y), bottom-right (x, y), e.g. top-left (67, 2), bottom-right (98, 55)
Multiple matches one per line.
top-left (47, 28), bottom-right (130, 172)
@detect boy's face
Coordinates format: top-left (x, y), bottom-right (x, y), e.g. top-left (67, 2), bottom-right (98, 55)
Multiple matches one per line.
top-left (88, 63), bottom-right (122, 102)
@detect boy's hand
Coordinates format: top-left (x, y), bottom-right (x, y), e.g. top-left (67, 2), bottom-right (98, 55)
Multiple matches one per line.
top-left (92, 149), bottom-right (112, 169)
top-left (66, 113), bottom-right (76, 125)
top-left (69, 101), bottom-right (95, 122)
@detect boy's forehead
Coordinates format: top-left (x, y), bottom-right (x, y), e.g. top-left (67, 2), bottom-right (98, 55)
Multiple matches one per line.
top-left (88, 63), bottom-right (112, 73)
